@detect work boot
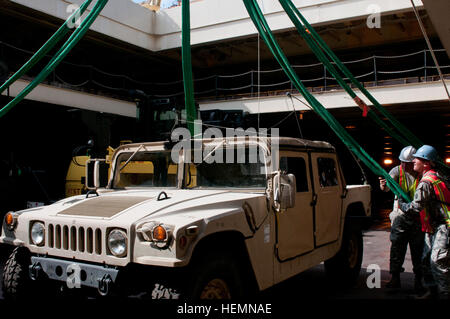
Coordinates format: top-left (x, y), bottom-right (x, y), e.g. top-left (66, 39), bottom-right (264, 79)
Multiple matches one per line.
top-left (414, 286), bottom-right (438, 300)
top-left (386, 273), bottom-right (401, 289)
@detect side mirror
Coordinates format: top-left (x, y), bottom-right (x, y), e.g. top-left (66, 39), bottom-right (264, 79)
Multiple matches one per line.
top-left (86, 159), bottom-right (109, 190)
top-left (273, 172), bottom-right (296, 211)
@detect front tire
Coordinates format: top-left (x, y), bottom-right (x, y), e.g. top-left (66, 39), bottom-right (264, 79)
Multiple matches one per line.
top-left (2, 247), bottom-right (32, 300)
top-left (188, 251), bottom-right (246, 299)
top-left (324, 225), bottom-right (363, 287)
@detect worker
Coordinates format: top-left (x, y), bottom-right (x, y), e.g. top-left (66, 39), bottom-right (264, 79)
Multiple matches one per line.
top-left (398, 145), bottom-right (450, 299)
top-left (379, 146), bottom-right (424, 292)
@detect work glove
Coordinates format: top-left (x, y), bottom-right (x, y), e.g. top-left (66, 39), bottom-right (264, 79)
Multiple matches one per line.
top-left (397, 196), bottom-right (409, 214)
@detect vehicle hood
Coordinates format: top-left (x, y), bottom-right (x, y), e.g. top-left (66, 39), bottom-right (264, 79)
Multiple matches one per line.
top-left (34, 189), bottom-right (266, 226)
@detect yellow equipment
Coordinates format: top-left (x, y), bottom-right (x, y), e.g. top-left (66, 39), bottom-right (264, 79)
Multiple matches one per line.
top-left (65, 146), bottom-right (116, 198)
top-left (65, 155), bottom-right (90, 197)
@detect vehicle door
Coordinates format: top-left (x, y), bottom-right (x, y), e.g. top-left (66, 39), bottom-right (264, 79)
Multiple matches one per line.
top-left (310, 153), bottom-right (342, 246)
top-left (277, 151), bottom-right (314, 260)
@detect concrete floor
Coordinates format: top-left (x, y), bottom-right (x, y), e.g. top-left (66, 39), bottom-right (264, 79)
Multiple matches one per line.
top-left (260, 230), bottom-right (417, 300)
top-left (0, 212), bottom-right (420, 301)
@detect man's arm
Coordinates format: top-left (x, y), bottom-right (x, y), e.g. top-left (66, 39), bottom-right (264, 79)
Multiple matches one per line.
top-left (380, 166), bottom-right (399, 192)
top-left (398, 181), bottom-right (433, 214)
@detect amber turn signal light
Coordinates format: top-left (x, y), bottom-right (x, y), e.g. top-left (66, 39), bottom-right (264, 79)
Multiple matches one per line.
top-left (152, 225), bottom-right (167, 242)
top-left (5, 212), bottom-right (16, 230)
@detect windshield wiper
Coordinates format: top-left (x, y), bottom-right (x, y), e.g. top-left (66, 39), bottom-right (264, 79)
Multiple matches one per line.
top-left (119, 144), bottom-right (144, 172)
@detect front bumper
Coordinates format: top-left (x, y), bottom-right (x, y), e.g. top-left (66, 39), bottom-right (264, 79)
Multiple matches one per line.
top-left (28, 255), bottom-right (188, 297)
top-left (30, 256), bottom-right (119, 295)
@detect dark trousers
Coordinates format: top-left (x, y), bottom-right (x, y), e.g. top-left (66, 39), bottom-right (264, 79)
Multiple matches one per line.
top-left (390, 210), bottom-right (424, 276)
top-left (423, 225), bottom-right (450, 296)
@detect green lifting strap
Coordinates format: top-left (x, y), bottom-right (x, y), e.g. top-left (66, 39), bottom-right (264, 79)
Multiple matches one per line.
top-left (0, 0), bottom-right (93, 96)
top-left (279, 0), bottom-right (423, 149)
top-left (243, 0), bottom-right (411, 202)
top-left (280, 0), bottom-right (449, 174)
top-left (182, 0), bottom-right (197, 136)
top-left (0, 0), bottom-right (108, 119)
top-left (278, 0), bottom-right (410, 147)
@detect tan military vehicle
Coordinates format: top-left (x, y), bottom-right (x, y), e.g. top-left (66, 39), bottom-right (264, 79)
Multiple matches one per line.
top-left (1, 137), bottom-right (371, 299)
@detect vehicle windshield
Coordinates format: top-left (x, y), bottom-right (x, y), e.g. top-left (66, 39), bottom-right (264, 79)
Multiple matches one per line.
top-left (185, 146), bottom-right (267, 189)
top-left (113, 150), bottom-right (178, 188)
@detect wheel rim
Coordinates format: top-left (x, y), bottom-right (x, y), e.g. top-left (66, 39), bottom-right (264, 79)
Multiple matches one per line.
top-left (199, 278), bottom-right (231, 299)
top-left (348, 234), bottom-right (359, 269)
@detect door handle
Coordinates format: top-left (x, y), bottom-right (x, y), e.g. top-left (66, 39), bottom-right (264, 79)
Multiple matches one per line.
top-left (311, 194), bottom-right (318, 206)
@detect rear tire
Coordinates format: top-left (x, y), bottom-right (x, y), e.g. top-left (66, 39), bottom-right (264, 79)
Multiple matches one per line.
top-left (324, 225), bottom-right (363, 287)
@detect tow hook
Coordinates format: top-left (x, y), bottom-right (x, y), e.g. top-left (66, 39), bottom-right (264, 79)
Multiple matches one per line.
top-left (29, 262), bottom-right (43, 281)
top-left (97, 274), bottom-right (113, 296)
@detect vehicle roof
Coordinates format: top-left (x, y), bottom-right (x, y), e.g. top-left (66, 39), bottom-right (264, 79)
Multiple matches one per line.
top-left (115, 137), bottom-right (334, 152)
top-left (277, 137), bottom-right (334, 151)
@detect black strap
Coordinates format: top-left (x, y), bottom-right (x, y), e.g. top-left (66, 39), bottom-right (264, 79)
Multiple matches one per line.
top-left (86, 189), bottom-right (99, 198)
top-left (157, 191), bottom-right (170, 201)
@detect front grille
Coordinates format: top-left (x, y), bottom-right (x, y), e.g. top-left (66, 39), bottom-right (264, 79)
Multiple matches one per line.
top-left (48, 224), bottom-right (102, 255)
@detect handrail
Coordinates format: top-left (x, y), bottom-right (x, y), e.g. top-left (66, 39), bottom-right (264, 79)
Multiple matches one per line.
top-left (279, 0), bottom-right (423, 149)
top-left (2, 38), bottom-right (447, 94)
top-left (280, 0), bottom-right (449, 173)
top-left (0, 0), bottom-right (94, 95)
top-left (243, 0), bottom-right (411, 202)
top-left (0, 0), bottom-right (109, 119)
top-left (279, 0), bottom-right (411, 147)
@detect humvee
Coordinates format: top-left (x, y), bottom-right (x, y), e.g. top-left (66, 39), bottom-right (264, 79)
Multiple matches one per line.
top-left (1, 136), bottom-right (371, 299)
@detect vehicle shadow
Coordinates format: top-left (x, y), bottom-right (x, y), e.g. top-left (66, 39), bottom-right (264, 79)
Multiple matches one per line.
top-left (259, 264), bottom-right (417, 300)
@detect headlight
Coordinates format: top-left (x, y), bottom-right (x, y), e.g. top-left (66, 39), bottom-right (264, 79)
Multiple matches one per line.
top-left (31, 222), bottom-right (45, 246)
top-left (107, 229), bottom-right (127, 257)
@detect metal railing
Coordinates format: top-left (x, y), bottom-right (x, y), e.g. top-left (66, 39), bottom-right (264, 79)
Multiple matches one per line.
top-left (1, 40), bottom-right (449, 101)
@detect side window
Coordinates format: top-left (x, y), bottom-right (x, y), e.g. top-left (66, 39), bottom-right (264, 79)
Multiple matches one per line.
top-left (280, 156), bottom-right (309, 192)
top-left (317, 157), bottom-right (338, 187)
